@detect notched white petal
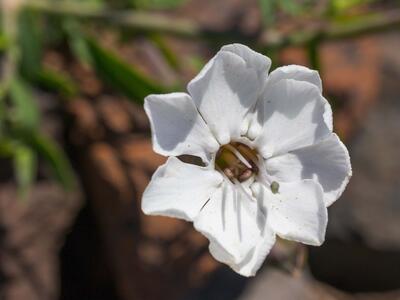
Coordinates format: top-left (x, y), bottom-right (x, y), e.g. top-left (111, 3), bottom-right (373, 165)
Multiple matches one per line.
top-left (142, 157), bottom-right (223, 221)
top-left (265, 133), bottom-right (352, 207)
top-left (144, 92), bottom-right (219, 162)
top-left (254, 79), bottom-right (331, 158)
top-left (220, 44), bottom-right (272, 138)
top-left (254, 180), bottom-right (328, 246)
top-left (268, 65), bottom-right (322, 92)
top-left (221, 43), bottom-right (272, 90)
top-left (267, 65), bottom-right (333, 131)
top-left (188, 51), bottom-right (259, 144)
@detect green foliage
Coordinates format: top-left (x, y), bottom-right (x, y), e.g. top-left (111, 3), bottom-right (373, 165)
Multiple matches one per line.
top-left (86, 37), bottom-right (166, 104)
top-left (259, 0), bottom-right (317, 25)
top-left (1, 128), bottom-right (76, 193)
top-left (17, 10), bottom-right (79, 98)
top-left (332, 0), bottom-right (375, 12)
top-left (64, 19), bottom-right (93, 65)
top-left (9, 77), bottom-right (41, 130)
top-left (0, 34), bottom-right (8, 50)
top-left (13, 144), bottom-right (37, 198)
top-left (36, 69), bottom-right (78, 98)
top-left (0, 6), bottom-right (76, 195)
top-left (25, 132), bottom-right (76, 190)
top-left (18, 9), bottom-right (43, 79)
top-left (150, 34), bottom-right (180, 70)
top-left (6, 77), bottom-right (75, 191)
top-left (259, 0), bottom-right (277, 25)
top-left (134, 0), bottom-right (186, 9)
top-left (279, 0), bottom-right (304, 15)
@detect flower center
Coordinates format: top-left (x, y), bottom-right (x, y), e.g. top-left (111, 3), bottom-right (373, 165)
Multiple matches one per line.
top-left (215, 142), bottom-right (259, 183)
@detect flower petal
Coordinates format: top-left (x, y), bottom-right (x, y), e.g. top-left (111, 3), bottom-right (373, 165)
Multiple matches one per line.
top-left (144, 92), bottom-right (219, 162)
top-left (253, 79), bottom-right (331, 157)
top-left (221, 43), bottom-right (271, 91)
top-left (253, 180), bottom-right (327, 246)
top-left (232, 205), bottom-right (276, 276)
top-left (188, 50), bottom-right (260, 144)
top-left (268, 65), bottom-right (322, 92)
top-left (142, 157), bottom-right (223, 221)
top-left (194, 181), bottom-right (275, 276)
top-left (265, 133), bottom-right (352, 207)
top-left (268, 65), bottom-right (334, 131)
top-left (220, 44), bottom-right (272, 136)
top-left (247, 65), bottom-right (332, 138)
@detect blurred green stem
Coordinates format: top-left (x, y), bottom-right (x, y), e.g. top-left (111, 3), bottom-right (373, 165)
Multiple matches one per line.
top-left (26, 0), bottom-right (200, 37)
top-left (25, 0), bottom-right (400, 49)
top-left (262, 10), bottom-right (400, 50)
top-left (0, 0), bottom-right (22, 135)
top-left (307, 37), bottom-right (321, 71)
top-left (0, 1), bottom-right (21, 102)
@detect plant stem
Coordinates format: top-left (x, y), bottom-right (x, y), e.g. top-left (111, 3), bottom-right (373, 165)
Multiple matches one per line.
top-left (261, 10), bottom-right (400, 50)
top-left (25, 0), bottom-right (202, 38)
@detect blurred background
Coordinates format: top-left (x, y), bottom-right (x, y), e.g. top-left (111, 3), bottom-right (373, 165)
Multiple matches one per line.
top-left (0, 0), bottom-right (400, 299)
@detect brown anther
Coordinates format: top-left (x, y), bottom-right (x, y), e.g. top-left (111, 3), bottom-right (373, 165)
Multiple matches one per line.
top-left (239, 169), bottom-right (253, 182)
top-left (223, 168), bottom-right (235, 179)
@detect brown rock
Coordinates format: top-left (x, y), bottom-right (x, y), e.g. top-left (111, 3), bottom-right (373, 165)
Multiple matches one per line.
top-left (0, 183), bottom-right (82, 300)
top-left (128, 168), bottom-right (150, 199)
top-left (119, 137), bottom-right (165, 172)
top-left (189, 253), bottom-right (220, 285)
top-left (137, 241), bottom-right (165, 267)
top-left (239, 268), bottom-right (351, 300)
top-left (69, 63), bottom-right (103, 97)
top-left (67, 98), bottom-right (104, 143)
top-left (97, 96), bottom-right (133, 134)
top-left (141, 214), bottom-right (186, 241)
top-left (121, 99), bottom-right (150, 132)
top-left (89, 143), bottom-right (132, 203)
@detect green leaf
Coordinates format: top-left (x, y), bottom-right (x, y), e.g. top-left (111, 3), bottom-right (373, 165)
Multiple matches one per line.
top-left (279, 0), bottom-right (302, 15)
top-left (9, 77), bottom-right (41, 130)
top-left (332, 0), bottom-right (375, 12)
top-left (0, 33), bottom-right (9, 50)
top-left (0, 138), bottom-right (16, 157)
top-left (150, 34), bottom-right (180, 70)
top-left (259, 0), bottom-right (277, 25)
top-left (36, 68), bottom-right (78, 98)
top-left (14, 144), bottom-right (37, 199)
top-left (18, 8), bottom-right (43, 79)
top-left (29, 132), bottom-right (76, 190)
top-left (134, 0), bottom-right (186, 9)
top-left (63, 19), bottom-right (93, 65)
top-left (86, 37), bottom-right (165, 104)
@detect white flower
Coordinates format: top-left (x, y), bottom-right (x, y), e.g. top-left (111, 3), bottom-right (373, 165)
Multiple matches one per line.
top-left (142, 44), bottom-right (352, 277)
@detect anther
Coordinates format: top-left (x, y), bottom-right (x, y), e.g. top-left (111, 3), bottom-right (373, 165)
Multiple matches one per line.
top-left (239, 169), bottom-right (253, 182)
top-left (223, 168), bottom-right (235, 179)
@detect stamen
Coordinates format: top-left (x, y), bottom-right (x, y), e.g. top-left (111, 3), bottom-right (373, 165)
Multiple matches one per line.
top-left (216, 166), bottom-right (236, 188)
top-left (223, 168), bottom-right (235, 179)
top-left (239, 169), bottom-right (253, 182)
top-left (225, 144), bottom-right (252, 169)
